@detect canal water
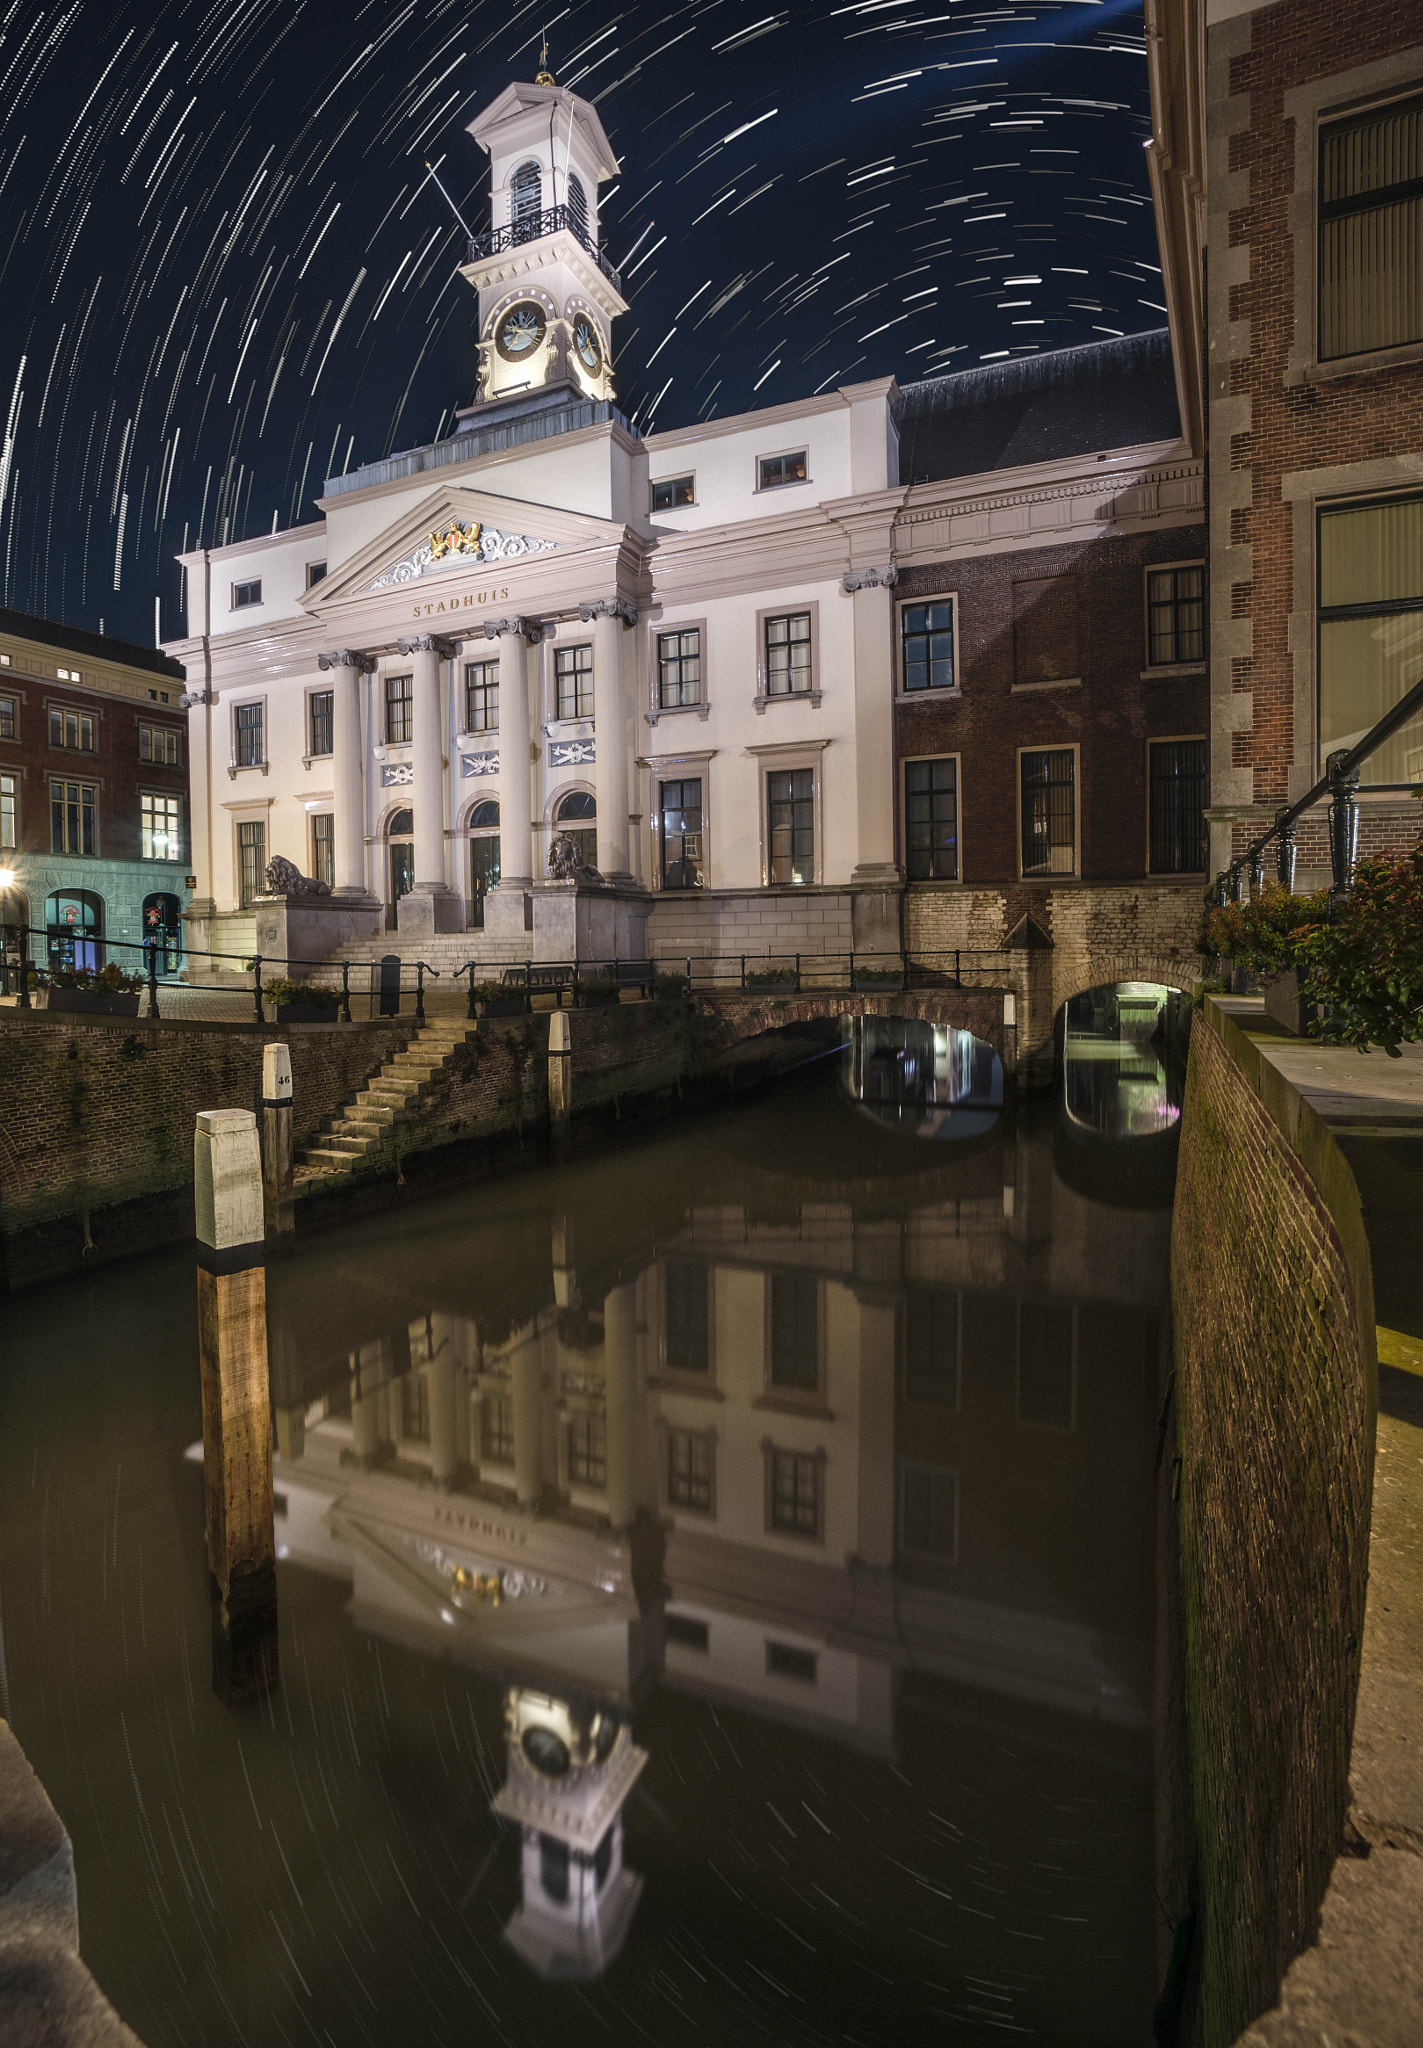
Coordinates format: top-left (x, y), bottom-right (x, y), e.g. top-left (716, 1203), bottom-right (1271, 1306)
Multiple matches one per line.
top-left (0, 1013), bottom-right (1178, 2046)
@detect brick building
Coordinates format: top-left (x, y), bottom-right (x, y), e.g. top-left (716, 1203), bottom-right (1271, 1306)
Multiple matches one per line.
top-left (0, 608), bottom-right (191, 980)
top-left (1147, 0), bottom-right (1423, 884)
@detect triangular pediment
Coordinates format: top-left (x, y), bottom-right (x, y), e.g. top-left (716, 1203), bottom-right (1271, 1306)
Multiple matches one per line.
top-left (304, 485), bottom-right (627, 611)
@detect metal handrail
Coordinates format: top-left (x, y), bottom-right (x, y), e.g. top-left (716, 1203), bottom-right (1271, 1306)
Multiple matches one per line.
top-left (466, 204), bottom-right (622, 291)
top-left (1214, 668), bottom-right (1423, 906)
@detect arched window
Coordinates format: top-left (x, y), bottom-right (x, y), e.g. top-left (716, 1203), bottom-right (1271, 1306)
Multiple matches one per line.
top-left (142, 892), bottom-right (183, 976)
top-left (45, 888), bottom-right (104, 973)
top-left (567, 173), bottom-right (589, 246)
top-left (470, 800), bottom-right (500, 928)
top-left (511, 160), bottom-right (543, 238)
top-left (555, 789), bottom-right (596, 870)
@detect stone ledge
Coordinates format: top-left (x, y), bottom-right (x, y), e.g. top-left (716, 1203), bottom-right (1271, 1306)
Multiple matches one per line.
top-left (0, 1929), bottom-right (144, 2047)
top-left (1237, 1849), bottom-right (1423, 2048)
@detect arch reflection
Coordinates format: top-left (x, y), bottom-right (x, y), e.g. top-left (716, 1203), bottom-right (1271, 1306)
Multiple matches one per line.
top-left (843, 1014), bottom-right (1003, 1139)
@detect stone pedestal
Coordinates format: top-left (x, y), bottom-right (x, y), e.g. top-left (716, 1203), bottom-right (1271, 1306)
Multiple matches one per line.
top-left (253, 891), bottom-right (380, 971)
top-left (483, 882), bottom-right (534, 947)
top-left (531, 882), bottom-right (650, 964)
top-left (849, 882), bottom-right (903, 962)
top-left (395, 883), bottom-right (463, 938)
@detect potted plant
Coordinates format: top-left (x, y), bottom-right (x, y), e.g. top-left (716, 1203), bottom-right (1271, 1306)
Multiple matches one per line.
top-left (577, 974), bottom-right (621, 1007)
top-left (650, 972), bottom-right (689, 1001)
top-left (472, 979), bottom-right (528, 1018)
top-left (1199, 887), bottom-right (1330, 1033)
top-left (744, 964), bottom-right (798, 995)
top-left (265, 976), bottom-right (341, 1024)
top-left (46, 962), bottom-right (144, 1017)
top-left (1292, 848), bottom-right (1423, 1057)
top-left (852, 963), bottom-right (906, 991)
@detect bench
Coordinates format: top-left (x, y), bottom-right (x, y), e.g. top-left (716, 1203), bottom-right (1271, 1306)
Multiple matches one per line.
top-left (498, 960), bottom-right (656, 1003)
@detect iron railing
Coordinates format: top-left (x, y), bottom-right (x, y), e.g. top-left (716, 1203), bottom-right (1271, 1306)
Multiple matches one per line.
top-left (1214, 669), bottom-right (1423, 906)
top-left (466, 205), bottom-right (622, 291)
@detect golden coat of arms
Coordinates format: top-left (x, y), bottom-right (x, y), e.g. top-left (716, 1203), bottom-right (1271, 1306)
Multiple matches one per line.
top-left (428, 521), bottom-right (482, 561)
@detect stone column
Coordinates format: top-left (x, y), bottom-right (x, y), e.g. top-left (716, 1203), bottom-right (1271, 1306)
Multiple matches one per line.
top-left (260, 1041), bottom-right (293, 1251)
top-left (482, 617), bottom-right (542, 941)
top-left (580, 599), bottom-right (637, 881)
top-left (511, 1324), bottom-right (543, 1509)
top-left (318, 650), bottom-right (374, 897)
top-left (396, 634), bottom-right (459, 935)
top-left (603, 1282), bottom-right (639, 1532)
top-left (844, 568), bottom-right (903, 956)
top-left (427, 1320), bottom-right (459, 1488)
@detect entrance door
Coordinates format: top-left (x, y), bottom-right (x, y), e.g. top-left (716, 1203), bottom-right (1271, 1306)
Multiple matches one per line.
top-left (385, 807), bottom-right (414, 930)
top-left (142, 892), bottom-right (183, 976)
top-left (469, 800), bottom-right (500, 928)
top-left (45, 889), bottom-right (103, 972)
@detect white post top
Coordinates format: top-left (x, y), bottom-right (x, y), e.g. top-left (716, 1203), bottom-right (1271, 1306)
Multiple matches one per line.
top-left (262, 1043), bottom-right (293, 1101)
top-left (548, 1011), bottom-right (570, 1054)
top-left (194, 1109), bottom-right (264, 1252)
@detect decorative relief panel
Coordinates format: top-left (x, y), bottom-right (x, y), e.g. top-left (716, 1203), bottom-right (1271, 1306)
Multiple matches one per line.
top-left (380, 762), bottom-right (414, 787)
top-left (550, 738), bottom-right (595, 768)
top-left (461, 751), bottom-right (500, 778)
top-left (370, 521), bottom-right (558, 589)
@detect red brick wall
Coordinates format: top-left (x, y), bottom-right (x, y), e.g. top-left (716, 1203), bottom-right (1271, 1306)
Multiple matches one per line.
top-left (896, 525), bottom-right (1209, 885)
top-left (0, 678), bottom-right (188, 865)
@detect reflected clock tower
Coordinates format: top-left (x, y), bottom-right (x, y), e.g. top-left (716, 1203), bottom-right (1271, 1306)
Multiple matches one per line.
top-left (459, 55), bottom-right (627, 410)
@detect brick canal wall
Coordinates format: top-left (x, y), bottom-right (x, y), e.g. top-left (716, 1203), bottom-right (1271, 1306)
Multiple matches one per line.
top-left (0, 1014), bottom-right (411, 1289)
top-left (1168, 999), bottom-right (1376, 2046)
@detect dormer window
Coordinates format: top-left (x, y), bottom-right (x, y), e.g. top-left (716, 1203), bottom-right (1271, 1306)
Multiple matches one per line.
top-left (568, 172), bottom-right (589, 246)
top-left (511, 160), bottom-right (543, 238)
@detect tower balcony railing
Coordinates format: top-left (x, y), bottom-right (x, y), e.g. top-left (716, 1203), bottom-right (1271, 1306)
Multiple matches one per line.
top-left (467, 206), bottom-right (622, 293)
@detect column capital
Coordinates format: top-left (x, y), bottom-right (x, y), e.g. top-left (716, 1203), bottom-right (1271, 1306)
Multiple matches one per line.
top-left (317, 649), bottom-right (376, 672)
top-left (578, 597), bottom-right (639, 627)
top-left (483, 615), bottom-right (544, 644)
top-left (396, 634), bottom-right (458, 659)
top-left (842, 565), bottom-right (897, 594)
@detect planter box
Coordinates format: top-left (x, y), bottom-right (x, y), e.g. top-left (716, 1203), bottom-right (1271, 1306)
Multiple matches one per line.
top-left (276, 1002), bottom-right (340, 1024)
top-left (47, 988), bottom-right (141, 1018)
top-left (578, 983), bottom-right (620, 1006)
top-left (476, 996), bottom-right (528, 1018)
top-left (1262, 967), bottom-right (1318, 1037)
top-left (744, 979), bottom-right (797, 996)
top-left (853, 976), bottom-right (905, 993)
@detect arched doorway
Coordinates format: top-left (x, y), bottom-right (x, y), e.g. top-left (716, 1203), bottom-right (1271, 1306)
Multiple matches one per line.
top-left (142, 892), bottom-right (183, 976)
top-left (553, 789), bottom-right (596, 870)
top-left (469, 800), bottom-right (500, 928)
top-left (0, 883), bottom-right (29, 996)
top-left (385, 807), bottom-right (414, 931)
top-left (45, 889), bottom-right (104, 972)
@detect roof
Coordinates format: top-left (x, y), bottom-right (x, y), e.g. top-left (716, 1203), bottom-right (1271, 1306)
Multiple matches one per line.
top-left (0, 605), bottom-right (187, 681)
top-left (895, 330), bottom-right (1181, 485)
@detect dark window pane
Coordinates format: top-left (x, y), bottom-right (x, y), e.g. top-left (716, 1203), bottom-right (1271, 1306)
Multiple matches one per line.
top-left (901, 600), bottom-right (956, 693)
top-left (904, 757), bottom-right (958, 881)
top-left (658, 629), bottom-right (701, 709)
top-left (1020, 749), bottom-right (1076, 876)
top-left (1148, 740), bottom-right (1207, 874)
top-left (568, 1411), bottom-right (606, 1487)
top-left (766, 1641), bottom-right (817, 1682)
top-left (769, 1450), bottom-right (820, 1537)
top-left (767, 768), bottom-right (814, 884)
top-left (904, 1290), bottom-right (959, 1405)
top-left (900, 1462), bottom-right (958, 1559)
top-left (555, 644), bottom-right (594, 720)
top-left (309, 690), bottom-right (333, 756)
top-left (481, 1393), bottom-right (514, 1463)
top-left (665, 1259), bottom-right (709, 1369)
top-left (1018, 1302), bottom-right (1075, 1429)
top-left (770, 1273), bottom-right (818, 1390)
top-left (1146, 566), bottom-right (1206, 666)
top-left (385, 675), bottom-right (413, 746)
top-left (764, 612), bottom-right (812, 696)
top-left (311, 813), bottom-right (334, 887)
top-left (660, 777), bottom-right (704, 889)
top-left (666, 1430), bottom-right (713, 1511)
top-left (666, 1612), bottom-right (709, 1651)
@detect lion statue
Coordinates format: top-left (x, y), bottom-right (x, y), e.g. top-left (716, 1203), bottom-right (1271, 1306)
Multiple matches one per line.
top-left (264, 854), bottom-right (331, 897)
top-left (546, 833), bottom-right (602, 884)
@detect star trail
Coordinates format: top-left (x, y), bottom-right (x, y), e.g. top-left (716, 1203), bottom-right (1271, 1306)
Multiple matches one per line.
top-left (0, 0), bottom-right (1160, 645)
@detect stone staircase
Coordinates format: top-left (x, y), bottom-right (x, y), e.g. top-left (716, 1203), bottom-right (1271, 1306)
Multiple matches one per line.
top-left (297, 1016), bottom-right (478, 1179)
top-left (308, 930), bottom-right (529, 1018)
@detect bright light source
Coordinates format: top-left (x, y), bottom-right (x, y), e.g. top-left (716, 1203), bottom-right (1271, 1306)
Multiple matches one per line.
top-left (0, 868), bottom-right (15, 888)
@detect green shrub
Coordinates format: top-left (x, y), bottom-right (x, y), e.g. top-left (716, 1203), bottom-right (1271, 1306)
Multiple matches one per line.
top-left (265, 976), bottom-right (336, 1007)
top-left (745, 966), bottom-right (795, 986)
top-left (1296, 848), bottom-right (1423, 1057)
top-left (49, 961), bottom-right (144, 994)
top-left (852, 966), bottom-right (905, 984)
top-left (472, 980), bottom-right (520, 1003)
top-left (650, 973), bottom-right (688, 998)
top-left (1198, 886), bottom-right (1330, 977)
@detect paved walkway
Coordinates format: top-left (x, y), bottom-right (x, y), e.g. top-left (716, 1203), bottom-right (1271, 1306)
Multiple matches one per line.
top-left (1218, 1003), bottom-right (1423, 2047)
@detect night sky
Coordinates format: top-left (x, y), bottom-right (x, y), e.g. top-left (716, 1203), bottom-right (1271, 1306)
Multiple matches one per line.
top-left (0, 0), bottom-right (1163, 647)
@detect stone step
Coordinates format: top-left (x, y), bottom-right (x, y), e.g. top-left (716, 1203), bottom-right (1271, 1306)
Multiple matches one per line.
top-left (318, 1134), bottom-right (372, 1156)
top-left (302, 1147), bottom-right (360, 1171)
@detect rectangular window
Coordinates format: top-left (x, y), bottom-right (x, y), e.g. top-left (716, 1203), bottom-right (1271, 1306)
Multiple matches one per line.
top-left (465, 660), bottom-right (499, 733)
top-left (140, 792), bottom-right (182, 861)
top-left (666, 1430), bottom-right (713, 1512)
top-left (555, 644), bottom-right (594, 720)
top-left (139, 723), bottom-right (182, 766)
top-left (1146, 565), bottom-right (1206, 666)
top-left (50, 780), bottom-right (96, 855)
top-left (764, 611), bottom-right (812, 696)
top-left (237, 820), bottom-right (266, 906)
top-left (901, 601), bottom-right (956, 692)
top-left (49, 708), bottom-right (95, 751)
top-left (904, 758), bottom-right (958, 881)
top-left (234, 702), bottom-right (264, 768)
top-left (0, 696), bottom-right (17, 738)
top-left (232, 579), bottom-right (262, 609)
top-left (657, 628), bottom-right (701, 709)
top-left (903, 1289), bottom-right (959, 1407)
top-left (899, 1461), bottom-right (958, 1561)
top-left (766, 1641), bottom-right (817, 1683)
top-left (308, 691), bottom-right (333, 758)
top-left (1018, 1301), bottom-right (1075, 1430)
top-left (481, 1392), bottom-right (514, 1464)
top-left (385, 673), bottom-right (413, 746)
top-left (1148, 740), bottom-right (1207, 874)
top-left (56, 667), bottom-right (81, 683)
top-left (0, 771), bottom-right (15, 849)
top-left (1318, 494), bottom-right (1423, 785)
top-left (568, 1411), bottom-right (607, 1488)
top-left (306, 561), bottom-right (327, 588)
top-left (769, 1449), bottom-right (821, 1539)
top-left (1013, 575), bottom-right (1080, 685)
top-left (651, 474), bottom-right (695, 512)
top-left (311, 812), bottom-right (335, 888)
top-left (660, 777), bottom-right (704, 890)
top-left (1020, 748), bottom-right (1076, 877)
top-left (665, 1259), bottom-right (710, 1370)
top-left (770, 1273), bottom-right (819, 1391)
top-left (400, 1374), bottom-right (430, 1443)
top-left (767, 767), bottom-right (814, 885)
top-left (759, 451), bottom-right (808, 490)
top-left (665, 1612), bottom-right (709, 1652)
top-left (1319, 92), bottom-right (1423, 361)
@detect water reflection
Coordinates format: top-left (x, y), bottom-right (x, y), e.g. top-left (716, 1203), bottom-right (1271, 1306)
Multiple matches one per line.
top-left (845, 1014), bottom-right (1004, 1138)
top-left (3, 1069), bottom-right (1171, 2045)
top-left (1062, 982), bottom-right (1184, 1139)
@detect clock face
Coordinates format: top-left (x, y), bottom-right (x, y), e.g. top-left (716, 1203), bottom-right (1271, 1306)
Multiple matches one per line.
top-left (572, 314), bottom-right (603, 375)
top-left (495, 300), bottom-right (547, 361)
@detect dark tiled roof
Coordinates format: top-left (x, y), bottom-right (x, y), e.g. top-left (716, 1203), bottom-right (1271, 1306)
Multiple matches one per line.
top-left (0, 605), bottom-right (186, 680)
top-left (896, 330), bottom-right (1181, 485)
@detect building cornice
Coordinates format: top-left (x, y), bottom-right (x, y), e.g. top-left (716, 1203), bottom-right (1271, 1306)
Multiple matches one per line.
top-left (176, 519), bottom-right (327, 572)
top-left (313, 416), bottom-right (639, 516)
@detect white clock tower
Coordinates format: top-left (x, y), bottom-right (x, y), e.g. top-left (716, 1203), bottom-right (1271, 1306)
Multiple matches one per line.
top-left (459, 59), bottom-right (627, 410)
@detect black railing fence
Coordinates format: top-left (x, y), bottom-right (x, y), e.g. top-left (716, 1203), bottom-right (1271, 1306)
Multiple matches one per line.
top-left (1214, 669), bottom-right (1423, 906)
top-left (466, 204), bottom-right (621, 290)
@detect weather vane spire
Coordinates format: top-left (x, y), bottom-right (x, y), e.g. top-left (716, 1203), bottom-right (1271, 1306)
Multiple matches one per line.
top-left (536, 36), bottom-right (556, 86)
